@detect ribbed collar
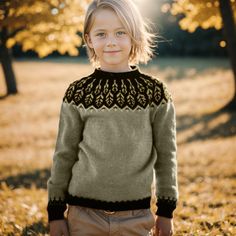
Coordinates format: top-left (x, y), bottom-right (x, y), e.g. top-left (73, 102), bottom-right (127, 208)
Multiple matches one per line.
top-left (93, 65), bottom-right (140, 79)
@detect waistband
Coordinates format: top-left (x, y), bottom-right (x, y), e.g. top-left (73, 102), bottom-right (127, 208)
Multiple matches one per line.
top-left (68, 205), bottom-right (152, 217)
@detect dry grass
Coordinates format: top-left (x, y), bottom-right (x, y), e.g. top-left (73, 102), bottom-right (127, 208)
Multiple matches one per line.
top-left (0, 57), bottom-right (235, 235)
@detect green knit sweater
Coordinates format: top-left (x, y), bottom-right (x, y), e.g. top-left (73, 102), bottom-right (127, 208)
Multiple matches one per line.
top-left (47, 66), bottom-right (179, 222)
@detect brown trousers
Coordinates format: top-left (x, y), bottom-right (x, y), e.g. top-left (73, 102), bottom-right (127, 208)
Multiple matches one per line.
top-left (67, 205), bottom-right (156, 236)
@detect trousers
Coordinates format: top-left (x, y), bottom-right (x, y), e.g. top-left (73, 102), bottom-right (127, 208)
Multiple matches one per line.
top-left (67, 205), bottom-right (156, 236)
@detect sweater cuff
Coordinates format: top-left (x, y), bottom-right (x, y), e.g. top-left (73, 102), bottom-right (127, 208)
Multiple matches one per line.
top-left (156, 197), bottom-right (177, 218)
top-left (47, 199), bottom-right (67, 222)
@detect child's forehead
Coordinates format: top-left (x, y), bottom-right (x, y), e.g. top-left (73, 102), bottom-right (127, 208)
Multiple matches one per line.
top-left (90, 8), bottom-right (126, 31)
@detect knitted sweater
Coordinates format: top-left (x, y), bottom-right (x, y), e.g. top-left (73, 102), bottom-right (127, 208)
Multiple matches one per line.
top-left (47, 66), bottom-right (179, 222)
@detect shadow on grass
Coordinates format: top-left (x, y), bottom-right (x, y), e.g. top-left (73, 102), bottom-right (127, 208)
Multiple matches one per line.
top-left (1, 168), bottom-right (50, 189)
top-left (177, 109), bottom-right (236, 144)
top-left (21, 221), bottom-right (49, 236)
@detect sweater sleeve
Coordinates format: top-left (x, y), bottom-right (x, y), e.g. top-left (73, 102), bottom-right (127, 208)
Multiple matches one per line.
top-left (47, 82), bottom-right (84, 222)
top-left (152, 82), bottom-right (179, 218)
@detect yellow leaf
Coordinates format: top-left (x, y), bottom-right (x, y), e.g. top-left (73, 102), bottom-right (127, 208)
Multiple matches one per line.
top-left (68, 47), bottom-right (79, 56)
top-left (58, 44), bottom-right (68, 54)
top-left (6, 38), bottom-right (16, 48)
top-left (22, 40), bottom-right (34, 51)
top-left (37, 44), bottom-right (52, 58)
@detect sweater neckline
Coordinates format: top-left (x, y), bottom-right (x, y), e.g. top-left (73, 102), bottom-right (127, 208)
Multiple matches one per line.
top-left (93, 65), bottom-right (140, 79)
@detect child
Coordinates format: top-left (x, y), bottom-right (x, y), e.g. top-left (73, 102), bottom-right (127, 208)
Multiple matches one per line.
top-left (47, 0), bottom-right (179, 235)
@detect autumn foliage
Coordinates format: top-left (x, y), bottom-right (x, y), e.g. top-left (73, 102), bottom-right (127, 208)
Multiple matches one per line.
top-left (166, 0), bottom-right (236, 32)
top-left (0, 0), bottom-right (90, 57)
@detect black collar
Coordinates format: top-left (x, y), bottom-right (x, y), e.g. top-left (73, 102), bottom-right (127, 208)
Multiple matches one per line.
top-left (93, 65), bottom-right (140, 79)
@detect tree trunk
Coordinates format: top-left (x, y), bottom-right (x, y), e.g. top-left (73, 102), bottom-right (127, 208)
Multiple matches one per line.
top-left (0, 27), bottom-right (18, 96)
top-left (219, 0), bottom-right (236, 111)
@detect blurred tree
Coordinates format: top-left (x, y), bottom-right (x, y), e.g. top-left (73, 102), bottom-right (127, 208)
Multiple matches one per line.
top-left (168, 0), bottom-right (236, 111)
top-left (0, 0), bottom-right (89, 97)
top-left (152, 0), bottom-right (226, 57)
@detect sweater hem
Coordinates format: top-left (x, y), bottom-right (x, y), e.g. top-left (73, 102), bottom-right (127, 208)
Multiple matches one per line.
top-left (66, 193), bottom-right (151, 211)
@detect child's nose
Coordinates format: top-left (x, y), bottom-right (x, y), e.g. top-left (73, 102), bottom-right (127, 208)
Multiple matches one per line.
top-left (106, 35), bottom-right (117, 46)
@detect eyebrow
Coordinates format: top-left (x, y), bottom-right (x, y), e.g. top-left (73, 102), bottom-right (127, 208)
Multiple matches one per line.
top-left (94, 27), bottom-right (126, 32)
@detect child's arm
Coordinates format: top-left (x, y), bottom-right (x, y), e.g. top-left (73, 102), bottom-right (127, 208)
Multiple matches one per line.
top-left (47, 82), bottom-right (84, 222)
top-left (152, 82), bottom-right (178, 219)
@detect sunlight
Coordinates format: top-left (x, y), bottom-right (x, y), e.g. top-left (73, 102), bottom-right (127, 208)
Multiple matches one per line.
top-left (133, 0), bottom-right (144, 3)
top-left (133, 0), bottom-right (150, 8)
top-left (133, 0), bottom-right (157, 18)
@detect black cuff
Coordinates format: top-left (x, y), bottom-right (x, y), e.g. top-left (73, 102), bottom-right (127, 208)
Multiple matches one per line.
top-left (156, 197), bottom-right (177, 218)
top-left (47, 199), bottom-right (67, 222)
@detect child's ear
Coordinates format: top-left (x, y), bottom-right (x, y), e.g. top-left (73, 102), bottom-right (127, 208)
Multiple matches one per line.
top-left (85, 34), bottom-right (94, 49)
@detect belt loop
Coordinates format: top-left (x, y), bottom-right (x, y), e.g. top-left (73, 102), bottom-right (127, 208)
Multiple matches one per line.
top-left (103, 210), bottom-right (116, 215)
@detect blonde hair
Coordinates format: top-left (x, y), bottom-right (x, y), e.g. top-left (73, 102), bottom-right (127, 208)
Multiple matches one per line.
top-left (83, 0), bottom-right (157, 67)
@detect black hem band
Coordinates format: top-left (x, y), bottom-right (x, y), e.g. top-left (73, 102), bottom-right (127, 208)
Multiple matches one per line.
top-left (47, 194), bottom-right (177, 221)
top-left (66, 193), bottom-right (151, 211)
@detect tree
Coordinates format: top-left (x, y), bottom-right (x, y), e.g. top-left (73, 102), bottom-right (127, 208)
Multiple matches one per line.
top-left (0, 0), bottom-right (89, 97)
top-left (166, 0), bottom-right (236, 111)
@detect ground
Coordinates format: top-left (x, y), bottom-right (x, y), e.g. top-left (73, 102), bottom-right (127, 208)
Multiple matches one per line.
top-left (0, 57), bottom-right (235, 235)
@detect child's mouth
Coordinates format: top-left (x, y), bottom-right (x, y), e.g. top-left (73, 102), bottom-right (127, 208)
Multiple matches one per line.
top-left (104, 50), bottom-right (121, 53)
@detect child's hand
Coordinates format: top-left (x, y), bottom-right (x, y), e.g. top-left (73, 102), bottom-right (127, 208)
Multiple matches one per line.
top-left (49, 219), bottom-right (69, 236)
top-left (154, 216), bottom-right (174, 236)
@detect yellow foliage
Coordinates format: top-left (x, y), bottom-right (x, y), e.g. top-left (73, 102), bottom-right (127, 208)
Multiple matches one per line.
top-left (0, 0), bottom-right (90, 57)
top-left (58, 44), bottom-right (68, 54)
top-left (74, 36), bottom-right (82, 46)
top-left (37, 44), bottom-right (54, 58)
top-left (68, 47), bottom-right (79, 56)
top-left (22, 40), bottom-right (35, 51)
top-left (6, 38), bottom-right (16, 48)
top-left (170, 0), bottom-right (236, 32)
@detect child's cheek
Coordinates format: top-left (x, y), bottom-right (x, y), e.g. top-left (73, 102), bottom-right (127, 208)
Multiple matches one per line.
top-left (93, 40), bottom-right (104, 48)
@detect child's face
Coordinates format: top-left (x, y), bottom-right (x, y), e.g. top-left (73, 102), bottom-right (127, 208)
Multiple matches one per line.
top-left (86, 8), bottom-right (132, 72)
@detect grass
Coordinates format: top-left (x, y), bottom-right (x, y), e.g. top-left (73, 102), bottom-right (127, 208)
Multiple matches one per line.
top-left (0, 57), bottom-right (236, 235)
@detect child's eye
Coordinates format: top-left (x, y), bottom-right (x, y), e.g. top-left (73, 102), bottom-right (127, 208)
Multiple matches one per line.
top-left (96, 32), bottom-right (105, 37)
top-left (116, 31), bottom-right (126, 36)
